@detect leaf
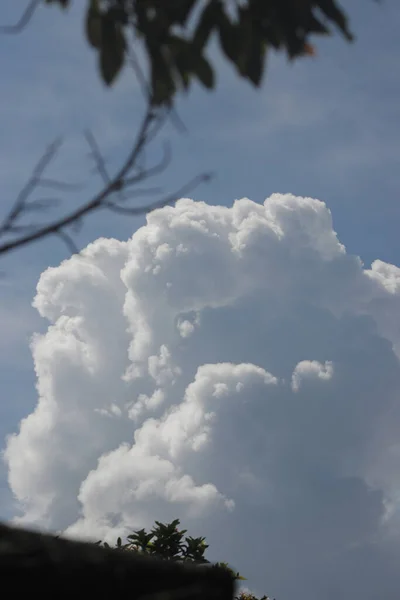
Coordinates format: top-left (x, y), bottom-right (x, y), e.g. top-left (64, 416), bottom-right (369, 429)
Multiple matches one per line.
top-left (234, 10), bottom-right (252, 77)
top-left (99, 12), bottom-right (126, 86)
top-left (85, 0), bottom-right (102, 49)
top-left (175, 56), bottom-right (191, 91)
top-left (150, 50), bottom-right (176, 105)
top-left (192, 54), bottom-right (214, 89)
top-left (216, 9), bottom-right (239, 64)
top-left (165, 0), bottom-right (197, 26)
top-left (307, 14), bottom-right (330, 35)
top-left (303, 42), bottom-right (317, 56)
top-left (318, 0), bottom-right (354, 40)
top-left (108, 5), bottom-right (129, 26)
top-left (168, 35), bottom-right (208, 92)
top-left (193, 0), bottom-right (218, 50)
top-left (168, 34), bottom-right (191, 90)
top-left (245, 37), bottom-right (267, 86)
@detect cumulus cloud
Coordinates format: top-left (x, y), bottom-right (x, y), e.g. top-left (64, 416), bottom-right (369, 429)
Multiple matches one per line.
top-left (291, 360), bottom-right (334, 392)
top-left (4, 193), bottom-right (400, 599)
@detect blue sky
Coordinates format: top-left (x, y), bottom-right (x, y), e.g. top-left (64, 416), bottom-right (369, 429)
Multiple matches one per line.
top-left (1, 2), bottom-right (400, 597)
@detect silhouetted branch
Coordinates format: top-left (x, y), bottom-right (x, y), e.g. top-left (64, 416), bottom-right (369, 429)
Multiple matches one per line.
top-left (0, 138), bottom-right (63, 236)
top-left (124, 141), bottom-right (172, 187)
top-left (106, 172), bottom-right (213, 215)
top-left (38, 178), bottom-right (84, 191)
top-left (56, 228), bottom-right (80, 255)
top-left (127, 41), bottom-right (187, 135)
top-left (0, 103), bottom-right (211, 258)
top-left (84, 130), bottom-right (112, 186)
top-left (0, 0), bottom-right (40, 34)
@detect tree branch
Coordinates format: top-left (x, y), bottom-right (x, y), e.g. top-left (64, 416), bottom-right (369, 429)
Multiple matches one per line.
top-left (0, 102), bottom-right (211, 258)
top-left (106, 172), bottom-right (213, 215)
top-left (0, 0), bottom-right (41, 34)
top-left (0, 138), bottom-right (63, 236)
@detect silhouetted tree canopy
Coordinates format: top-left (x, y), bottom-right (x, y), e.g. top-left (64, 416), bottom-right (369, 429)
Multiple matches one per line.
top-left (45, 0), bottom-right (354, 105)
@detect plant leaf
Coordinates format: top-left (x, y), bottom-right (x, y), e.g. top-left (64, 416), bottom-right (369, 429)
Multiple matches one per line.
top-left (85, 0), bottom-right (102, 49)
top-left (192, 54), bottom-right (214, 89)
top-left (99, 12), bottom-right (126, 86)
top-left (193, 0), bottom-right (218, 50)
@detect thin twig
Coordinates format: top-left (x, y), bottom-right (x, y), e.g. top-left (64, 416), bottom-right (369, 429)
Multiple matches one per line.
top-left (84, 129), bottom-right (131, 206)
top-left (39, 178), bottom-right (84, 191)
top-left (22, 197), bottom-right (62, 211)
top-left (128, 43), bottom-right (187, 135)
top-left (106, 172), bottom-right (213, 215)
top-left (84, 130), bottom-right (111, 185)
top-left (0, 0), bottom-right (41, 34)
top-left (0, 138), bottom-right (63, 234)
top-left (56, 229), bottom-right (80, 256)
top-left (117, 186), bottom-right (164, 199)
top-left (0, 106), bottom-right (164, 256)
top-left (124, 140), bottom-right (172, 188)
top-left (107, 185), bottom-right (164, 207)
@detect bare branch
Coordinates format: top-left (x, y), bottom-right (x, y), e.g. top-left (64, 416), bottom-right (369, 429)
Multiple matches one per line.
top-left (124, 140), bottom-right (172, 188)
top-left (127, 41), bottom-right (187, 135)
top-left (23, 197), bottom-right (62, 212)
top-left (106, 172), bottom-right (213, 216)
top-left (0, 0), bottom-right (41, 34)
top-left (0, 138), bottom-right (63, 235)
top-left (39, 178), bottom-right (84, 192)
top-left (84, 130), bottom-right (111, 186)
top-left (0, 72), bottom-right (205, 260)
top-left (110, 185), bottom-right (164, 207)
top-left (3, 223), bottom-right (39, 234)
top-left (56, 229), bottom-right (80, 256)
top-left (119, 186), bottom-right (164, 200)
top-left (0, 106), bottom-right (169, 256)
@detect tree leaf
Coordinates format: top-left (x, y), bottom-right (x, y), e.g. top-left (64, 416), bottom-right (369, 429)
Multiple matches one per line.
top-left (150, 50), bottom-right (176, 105)
top-left (216, 8), bottom-right (239, 64)
top-left (175, 58), bottom-right (191, 91)
top-left (235, 8), bottom-right (253, 77)
top-left (193, 0), bottom-right (218, 50)
top-left (168, 35), bottom-right (192, 91)
top-left (85, 0), bottom-right (102, 49)
top-left (192, 54), bottom-right (214, 89)
top-left (165, 0), bottom-right (197, 26)
top-left (318, 0), bottom-right (354, 40)
top-left (99, 12), bottom-right (126, 86)
top-left (245, 37), bottom-right (267, 86)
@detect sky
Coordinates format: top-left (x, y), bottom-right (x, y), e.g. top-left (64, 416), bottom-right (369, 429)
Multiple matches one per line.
top-left (1, 1), bottom-right (400, 599)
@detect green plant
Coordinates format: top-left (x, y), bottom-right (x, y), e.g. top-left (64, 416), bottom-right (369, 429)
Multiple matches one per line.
top-left (95, 518), bottom-right (272, 600)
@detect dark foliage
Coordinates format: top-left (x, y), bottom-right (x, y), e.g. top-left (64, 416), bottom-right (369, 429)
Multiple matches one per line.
top-left (0, 520), bottom-right (234, 600)
top-left (96, 518), bottom-right (272, 600)
top-left (46, 0), bottom-right (354, 105)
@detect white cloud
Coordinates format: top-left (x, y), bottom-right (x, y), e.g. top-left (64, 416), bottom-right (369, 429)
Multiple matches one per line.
top-left (291, 360), bottom-right (334, 392)
top-left (4, 193), bottom-right (400, 599)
